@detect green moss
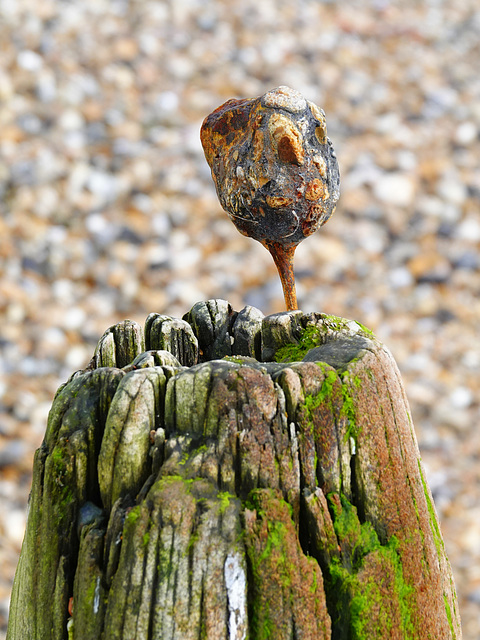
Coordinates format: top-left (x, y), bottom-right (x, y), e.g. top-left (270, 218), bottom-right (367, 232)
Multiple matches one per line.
top-left (309, 563), bottom-right (318, 594)
top-left (256, 519), bottom-right (293, 585)
top-left (274, 316), bottom-right (375, 364)
top-left (222, 355), bottom-right (249, 365)
top-left (186, 530), bottom-right (199, 553)
top-left (157, 541), bottom-right (175, 582)
top-left (245, 491), bottom-right (294, 521)
top-left (443, 594), bottom-right (457, 640)
top-left (321, 315), bottom-right (351, 332)
top-left (195, 444), bottom-right (208, 454)
top-left (418, 461), bottom-right (457, 636)
top-left (83, 576), bottom-right (101, 613)
top-left (273, 317), bottom-right (373, 446)
top-left (51, 446), bottom-right (64, 464)
top-left (313, 315), bottom-right (375, 339)
top-left (351, 374), bottom-right (363, 389)
top-left (326, 495), bottom-right (414, 639)
top-left (246, 491), bottom-right (328, 637)
top-left (305, 369), bottom-right (339, 412)
top-left (303, 368), bottom-right (360, 445)
top-left (178, 448), bottom-right (190, 466)
top-left (142, 532), bottom-right (150, 547)
top-left (253, 600), bottom-right (274, 639)
top-left (156, 474), bottom-right (194, 488)
top-left (248, 522), bottom-right (289, 637)
top-left (417, 460), bottom-right (444, 559)
top-left (245, 493), bottom-right (296, 638)
top-left (125, 505), bottom-right (141, 526)
top-left (217, 491), bottom-right (234, 514)
top-left (85, 578), bottom-right (96, 601)
top-left (274, 325), bottom-right (323, 362)
top-left (352, 320), bottom-right (375, 338)
top-left (50, 445), bottom-right (74, 510)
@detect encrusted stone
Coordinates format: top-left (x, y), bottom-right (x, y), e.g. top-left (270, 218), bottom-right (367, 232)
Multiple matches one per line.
top-left (200, 85), bottom-right (340, 248)
top-left (200, 86), bottom-right (341, 310)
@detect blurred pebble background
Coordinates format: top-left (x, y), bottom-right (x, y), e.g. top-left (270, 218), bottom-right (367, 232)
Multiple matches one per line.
top-left (0, 0), bottom-right (479, 636)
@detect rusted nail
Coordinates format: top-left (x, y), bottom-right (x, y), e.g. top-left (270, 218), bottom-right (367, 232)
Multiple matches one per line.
top-left (200, 86), bottom-right (340, 311)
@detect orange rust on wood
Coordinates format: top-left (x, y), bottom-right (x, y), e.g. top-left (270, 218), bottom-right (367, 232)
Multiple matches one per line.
top-left (263, 241), bottom-right (298, 311)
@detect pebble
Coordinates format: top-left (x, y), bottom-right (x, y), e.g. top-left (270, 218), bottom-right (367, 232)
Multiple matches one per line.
top-left (456, 217), bottom-right (480, 243)
top-left (17, 50), bottom-right (43, 72)
top-left (0, 442), bottom-right (27, 469)
top-left (1, 511), bottom-right (26, 547)
top-left (373, 173), bottom-right (416, 207)
top-left (1, 1), bottom-right (479, 638)
top-left (455, 122), bottom-right (477, 146)
top-left (450, 387), bottom-right (474, 410)
top-left (408, 252), bottom-right (452, 283)
top-left (389, 267), bottom-right (414, 289)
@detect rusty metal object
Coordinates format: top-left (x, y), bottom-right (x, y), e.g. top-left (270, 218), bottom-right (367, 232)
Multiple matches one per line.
top-left (200, 86), bottom-right (340, 310)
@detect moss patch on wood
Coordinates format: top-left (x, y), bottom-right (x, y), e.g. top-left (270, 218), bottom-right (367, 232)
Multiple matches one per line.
top-left (244, 488), bottom-right (330, 639)
top-left (275, 325), bottom-right (324, 362)
top-left (274, 316), bottom-right (375, 364)
top-left (325, 494), bottom-right (414, 640)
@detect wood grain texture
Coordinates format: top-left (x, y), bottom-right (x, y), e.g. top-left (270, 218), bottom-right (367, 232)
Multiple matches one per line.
top-left (8, 300), bottom-right (461, 640)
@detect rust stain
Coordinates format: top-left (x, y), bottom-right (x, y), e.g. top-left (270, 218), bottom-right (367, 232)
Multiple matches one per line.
top-left (266, 195), bottom-right (294, 209)
top-left (268, 113), bottom-right (305, 166)
top-left (315, 126), bottom-right (327, 145)
top-left (305, 179), bottom-right (325, 201)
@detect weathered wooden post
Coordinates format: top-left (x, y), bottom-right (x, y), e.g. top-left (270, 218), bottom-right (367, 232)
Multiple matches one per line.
top-left (7, 300), bottom-right (461, 639)
top-left (8, 87), bottom-right (462, 638)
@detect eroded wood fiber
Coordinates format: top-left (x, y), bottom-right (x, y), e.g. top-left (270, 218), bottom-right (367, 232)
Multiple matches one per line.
top-left (8, 299), bottom-right (461, 640)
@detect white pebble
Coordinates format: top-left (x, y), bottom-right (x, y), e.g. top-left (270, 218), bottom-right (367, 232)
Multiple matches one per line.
top-left (59, 109), bottom-right (85, 130)
top-left (46, 225), bottom-right (68, 244)
top-left (152, 213), bottom-right (171, 236)
top-left (17, 50), bottom-right (43, 71)
top-left (4, 509), bottom-right (26, 546)
top-left (456, 217), bottom-right (480, 242)
top-left (450, 387), bottom-right (473, 410)
top-left (87, 171), bottom-right (119, 202)
top-left (389, 267), bottom-right (414, 289)
top-left (373, 173), bottom-right (415, 207)
top-left (436, 175), bottom-right (467, 206)
top-left (65, 345), bottom-right (90, 370)
top-left (86, 212), bottom-right (108, 235)
top-left (155, 91), bottom-right (179, 112)
top-left (455, 121), bottom-right (477, 146)
top-left (37, 69), bottom-right (57, 102)
top-left (63, 307), bottom-right (87, 330)
top-left (44, 327), bottom-right (66, 346)
top-left (34, 186), bottom-right (60, 218)
top-left (52, 279), bottom-right (75, 303)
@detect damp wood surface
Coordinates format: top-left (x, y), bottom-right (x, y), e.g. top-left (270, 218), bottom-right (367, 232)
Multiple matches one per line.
top-left (7, 300), bottom-right (461, 640)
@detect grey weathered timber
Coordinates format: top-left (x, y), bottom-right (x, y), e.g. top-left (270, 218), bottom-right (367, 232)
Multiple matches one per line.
top-left (8, 300), bottom-right (462, 640)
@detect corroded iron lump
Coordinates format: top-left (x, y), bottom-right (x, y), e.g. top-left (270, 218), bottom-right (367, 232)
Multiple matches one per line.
top-left (200, 86), bottom-right (340, 248)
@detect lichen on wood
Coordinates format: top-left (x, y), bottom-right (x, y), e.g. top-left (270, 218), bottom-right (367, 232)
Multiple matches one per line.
top-left (8, 299), bottom-right (462, 640)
